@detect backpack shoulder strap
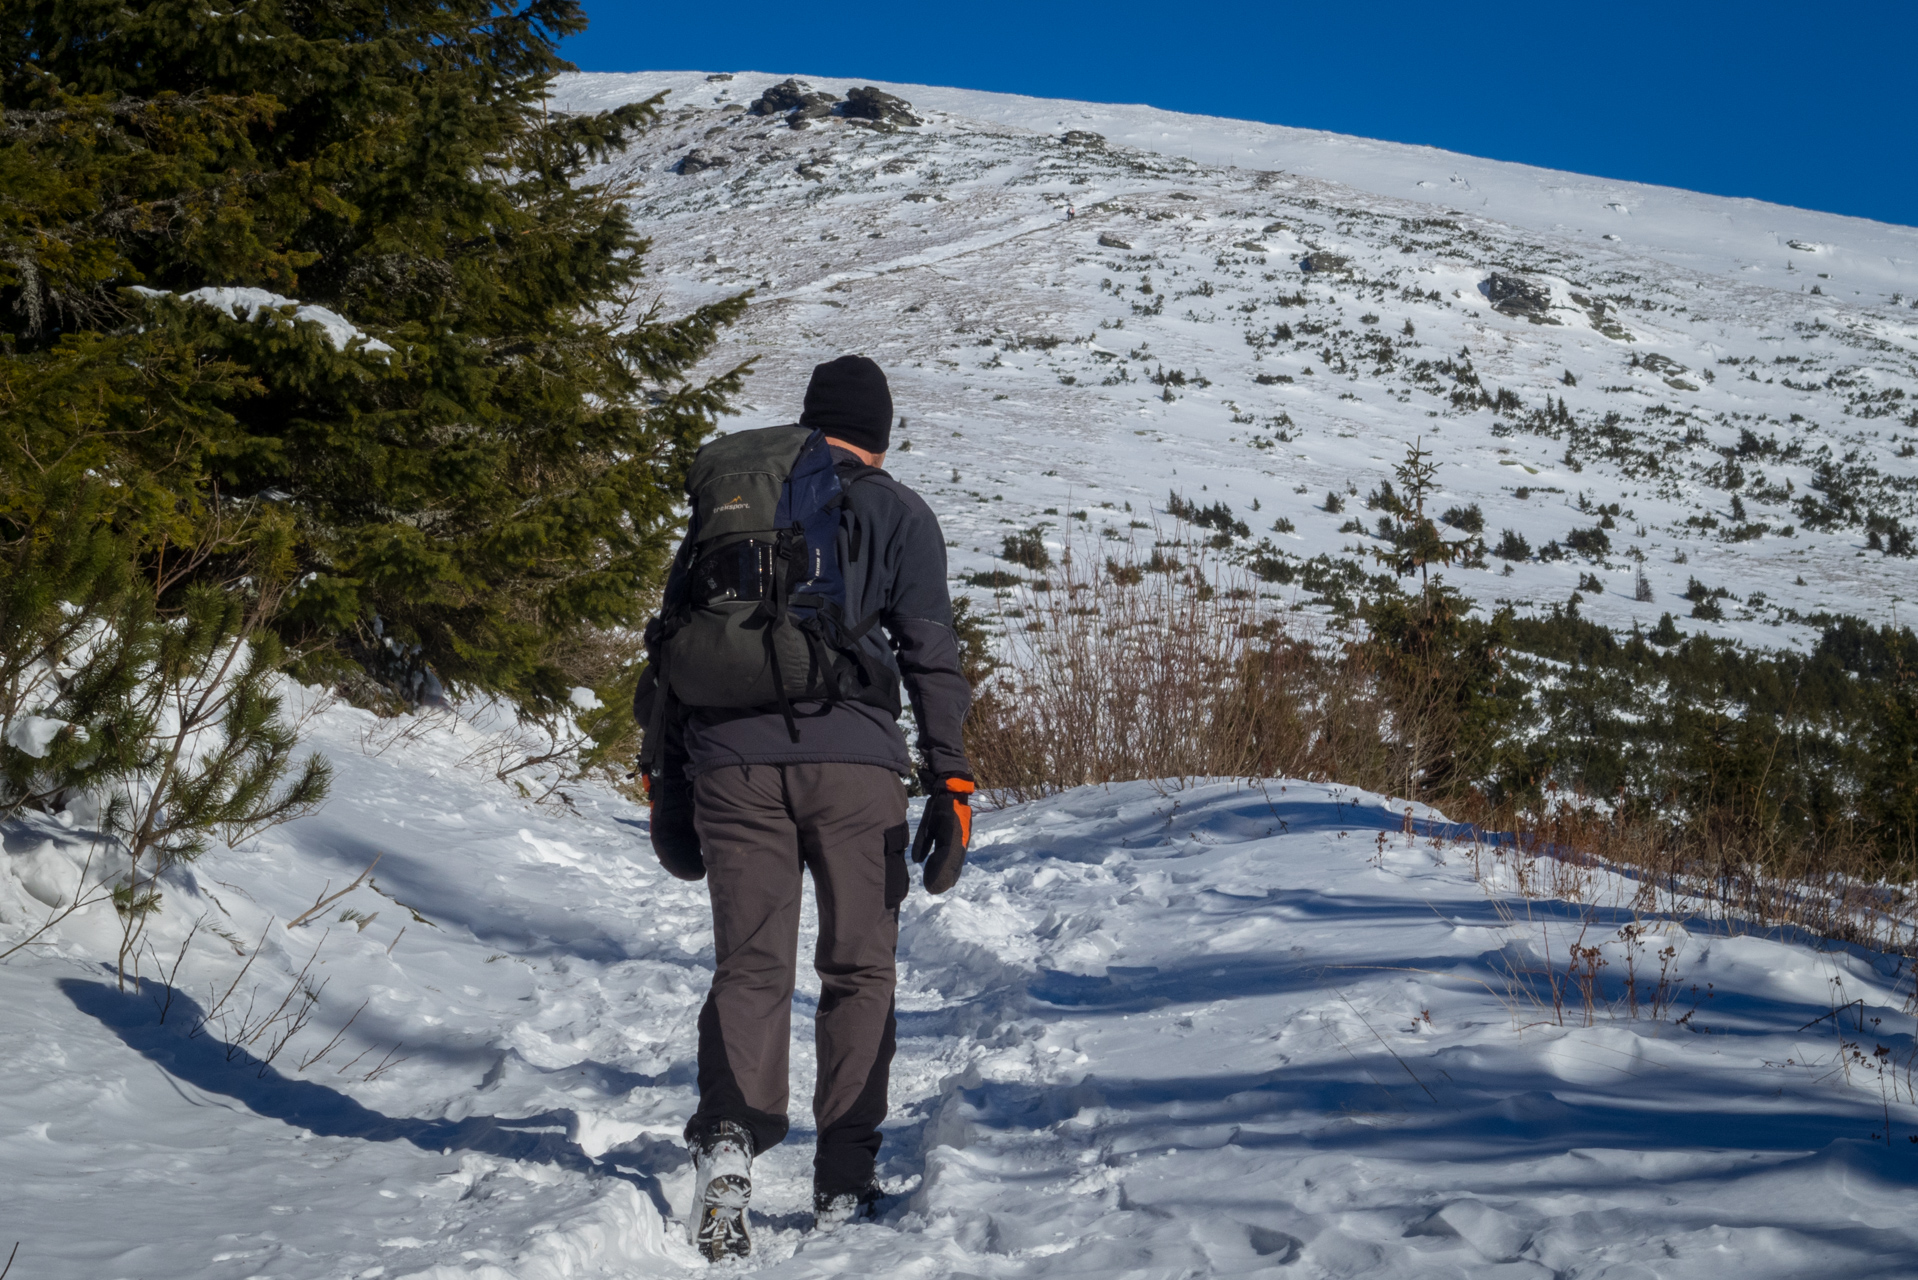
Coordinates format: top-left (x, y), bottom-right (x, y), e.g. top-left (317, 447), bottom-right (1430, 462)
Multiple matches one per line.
top-left (833, 462), bottom-right (887, 564)
top-left (834, 461), bottom-right (887, 489)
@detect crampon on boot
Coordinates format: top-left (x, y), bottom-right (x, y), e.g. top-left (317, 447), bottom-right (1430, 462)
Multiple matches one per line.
top-left (688, 1121), bottom-right (754, 1261)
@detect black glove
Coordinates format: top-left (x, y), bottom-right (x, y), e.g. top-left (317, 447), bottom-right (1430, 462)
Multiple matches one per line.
top-left (648, 772), bottom-right (705, 881)
top-left (911, 773), bottom-right (974, 894)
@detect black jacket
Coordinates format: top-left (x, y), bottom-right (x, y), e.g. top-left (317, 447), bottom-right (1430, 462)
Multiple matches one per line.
top-left (674, 448), bottom-right (971, 780)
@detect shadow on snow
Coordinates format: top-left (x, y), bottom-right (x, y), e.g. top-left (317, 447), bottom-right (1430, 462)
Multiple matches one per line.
top-left (61, 974), bottom-right (685, 1218)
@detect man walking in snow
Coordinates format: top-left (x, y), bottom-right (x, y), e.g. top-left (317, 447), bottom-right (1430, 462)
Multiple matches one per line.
top-left (640, 354), bottom-right (974, 1260)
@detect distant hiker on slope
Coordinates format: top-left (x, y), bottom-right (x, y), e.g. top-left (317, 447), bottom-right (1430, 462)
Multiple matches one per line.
top-left (634, 355), bottom-right (975, 1261)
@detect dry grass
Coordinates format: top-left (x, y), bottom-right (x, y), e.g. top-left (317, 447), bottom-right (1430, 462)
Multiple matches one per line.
top-left (965, 529), bottom-right (1398, 802)
top-left (1455, 796), bottom-right (1918, 959)
top-left (965, 527), bottom-right (1918, 961)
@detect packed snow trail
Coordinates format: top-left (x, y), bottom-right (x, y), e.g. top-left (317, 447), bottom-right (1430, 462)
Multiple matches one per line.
top-left (5, 693), bottom-right (1918, 1277)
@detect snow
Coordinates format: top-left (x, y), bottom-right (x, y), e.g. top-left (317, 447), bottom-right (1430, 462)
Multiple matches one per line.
top-left (3, 714), bottom-right (82, 759)
top-left (7, 77), bottom-right (1918, 1279)
top-left (550, 70), bottom-right (1918, 648)
top-left (6, 691), bottom-right (1918, 1276)
top-left (560, 71), bottom-right (1918, 300)
top-left (133, 285), bottom-right (394, 354)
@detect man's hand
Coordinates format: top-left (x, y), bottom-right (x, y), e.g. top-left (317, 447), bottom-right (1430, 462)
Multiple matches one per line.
top-left (911, 773), bottom-right (974, 894)
top-left (647, 773), bottom-right (705, 881)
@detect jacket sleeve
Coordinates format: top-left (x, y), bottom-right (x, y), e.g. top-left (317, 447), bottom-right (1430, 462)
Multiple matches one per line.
top-left (879, 502), bottom-right (974, 778)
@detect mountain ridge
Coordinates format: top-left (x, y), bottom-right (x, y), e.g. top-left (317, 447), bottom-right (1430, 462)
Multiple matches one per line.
top-left (552, 70), bottom-right (1918, 650)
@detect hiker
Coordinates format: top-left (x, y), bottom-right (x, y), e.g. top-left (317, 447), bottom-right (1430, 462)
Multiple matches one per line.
top-left (636, 355), bottom-right (974, 1261)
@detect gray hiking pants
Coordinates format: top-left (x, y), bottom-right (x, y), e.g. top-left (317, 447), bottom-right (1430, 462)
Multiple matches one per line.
top-left (684, 762), bottom-right (910, 1195)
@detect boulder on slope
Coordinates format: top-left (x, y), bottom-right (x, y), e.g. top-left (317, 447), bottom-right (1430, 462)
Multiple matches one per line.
top-left (749, 78), bottom-right (840, 124)
top-left (843, 86), bottom-right (921, 126)
top-left (1299, 252), bottom-right (1348, 273)
top-left (1483, 272), bottom-right (1552, 319)
top-left (675, 148), bottom-right (727, 175)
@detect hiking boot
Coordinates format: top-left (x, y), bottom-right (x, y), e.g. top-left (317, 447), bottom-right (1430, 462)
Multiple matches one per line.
top-left (688, 1121), bottom-right (754, 1261)
top-left (812, 1178), bottom-right (884, 1234)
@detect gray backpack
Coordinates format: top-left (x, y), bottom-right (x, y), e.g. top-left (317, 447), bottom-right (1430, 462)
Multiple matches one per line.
top-left (636, 426), bottom-right (899, 766)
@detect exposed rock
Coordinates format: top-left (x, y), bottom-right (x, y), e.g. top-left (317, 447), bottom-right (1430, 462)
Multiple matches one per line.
top-left (750, 77), bottom-right (840, 117)
top-left (1569, 291), bottom-right (1631, 341)
top-left (705, 72), bottom-right (735, 82)
top-left (1098, 232), bottom-right (1133, 250)
top-left (1639, 353), bottom-right (1698, 389)
top-left (1482, 272), bottom-right (1551, 318)
top-left (785, 100), bottom-right (836, 129)
top-left (676, 148), bottom-right (728, 175)
top-left (843, 85), bottom-right (921, 127)
top-left (1299, 253), bottom-right (1348, 273)
top-left (1235, 241), bottom-right (1270, 254)
top-left (1061, 130), bottom-right (1105, 148)
top-left (1787, 239), bottom-right (1819, 252)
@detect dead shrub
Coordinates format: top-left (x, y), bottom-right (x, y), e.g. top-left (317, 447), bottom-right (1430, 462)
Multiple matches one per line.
top-left (965, 530), bottom-right (1398, 802)
top-left (967, 528), bottom-right (1918, 956)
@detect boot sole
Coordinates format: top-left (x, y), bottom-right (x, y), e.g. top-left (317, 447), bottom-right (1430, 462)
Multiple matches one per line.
top-left (695, 1175), bottom-right (752, 1261)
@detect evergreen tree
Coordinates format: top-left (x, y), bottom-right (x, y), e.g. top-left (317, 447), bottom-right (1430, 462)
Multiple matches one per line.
top-left (3, 0), bottom-right (748, 707)
top-left (1359, 441), bottom-right (1518, 800)
top-left (2, 3), bottom-right (742, 955)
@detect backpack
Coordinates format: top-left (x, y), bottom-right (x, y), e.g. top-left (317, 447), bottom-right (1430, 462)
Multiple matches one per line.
top-left (636, 425), bottom-right (901, 767)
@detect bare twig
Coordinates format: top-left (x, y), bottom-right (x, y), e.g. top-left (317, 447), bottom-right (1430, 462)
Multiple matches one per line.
top-left (0, 840), bottom-right (117, 963)
top-left (152, 918), bottom-right (201, 1024)
top-left (362, 1042), bottom-right (411, 1083)
top-left (189, 917), bottom-right (271, 1041)
top-left (243, 933), bottom-right (329, 1074)
top-left (285, 854), bottom-right (381, 929)
top-left (1797, 999), bottom-right (1867, 1034)
top-left (1335, 988), bottom-right (1440, 1105)
top-left (1, 1240), bottom-right (17, 1280)
top-left (367, 880), bottom-right (437, 928)
top-left (297, 999), bottom-right (369, 1072)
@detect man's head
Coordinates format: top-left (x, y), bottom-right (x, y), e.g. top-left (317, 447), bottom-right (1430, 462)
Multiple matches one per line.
top-left (800, 355), bottom-right (892, 461)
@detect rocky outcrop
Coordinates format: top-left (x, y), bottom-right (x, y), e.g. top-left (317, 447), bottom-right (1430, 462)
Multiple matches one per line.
top-left (676, 148), bottom-right (727, 175)
top-left (1098, 232), bottom-right (1133, 250)
top-left (749, 78), bottom-right (840, 128)
top-left (1299, 253), bottom-right (1348, 273)
top-left (843, 86), bottom-right (921, 127)
top-left (1061, 130), bottom-right (1105, 148)
top-left (1482, 273), bottom-right (1552, 320)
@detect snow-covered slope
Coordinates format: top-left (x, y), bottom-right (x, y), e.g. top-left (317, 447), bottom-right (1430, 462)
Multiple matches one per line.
top-left (564, 71), bottom-right (1918, 302)
top-left (557, 70), bottom-right (1918, 647)
top-left (6, 694), bottom-right (1918, 1277)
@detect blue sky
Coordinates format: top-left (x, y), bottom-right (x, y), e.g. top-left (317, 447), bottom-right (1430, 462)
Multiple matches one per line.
top-left (564, 1), bottom-right (1915, 228)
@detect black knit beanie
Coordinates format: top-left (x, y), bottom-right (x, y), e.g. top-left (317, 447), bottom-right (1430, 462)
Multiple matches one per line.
top-left (798, 354), bottom-right (893, 454)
